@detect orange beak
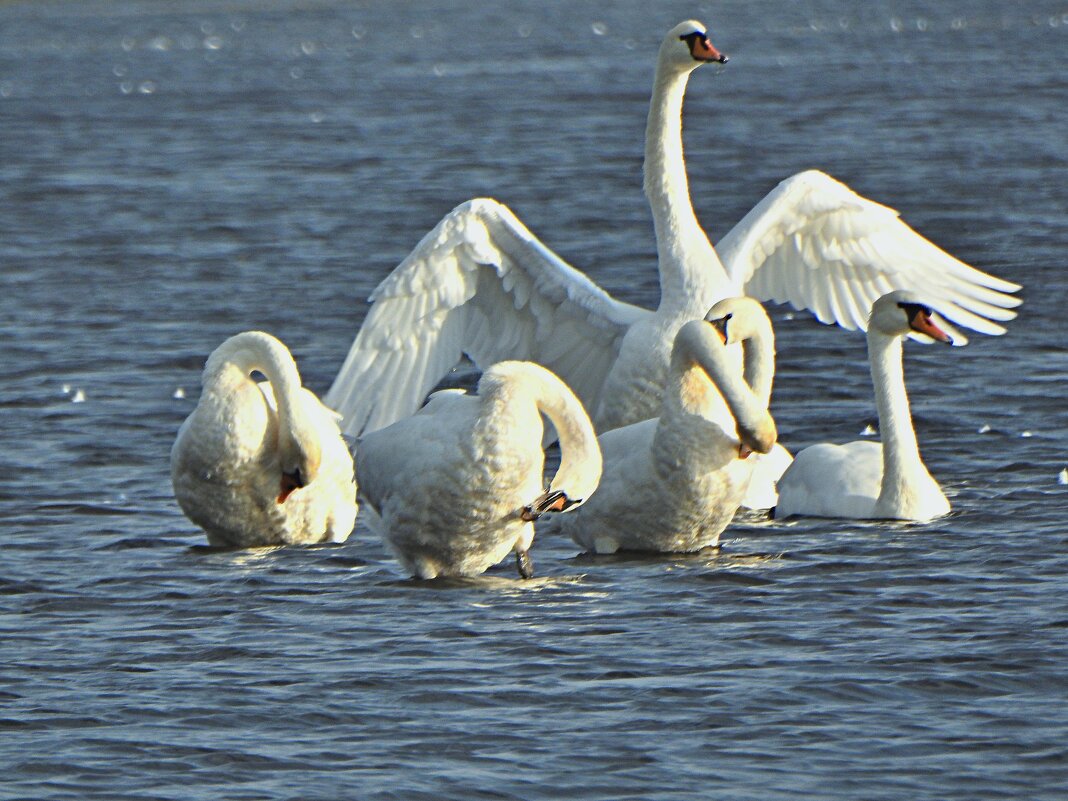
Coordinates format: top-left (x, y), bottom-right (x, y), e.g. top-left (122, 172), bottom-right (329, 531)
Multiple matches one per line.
top-left (908, 309), bottom-right (953, 344)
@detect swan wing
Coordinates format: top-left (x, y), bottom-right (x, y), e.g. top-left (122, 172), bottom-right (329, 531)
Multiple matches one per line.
top-left (326, 198), bottom-right (648, 436)
top-left (717, 170), bottom-right (1021, 345)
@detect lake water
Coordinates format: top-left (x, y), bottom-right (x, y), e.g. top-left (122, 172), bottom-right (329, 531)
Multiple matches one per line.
top-left (2, 1), bottom-right (1066, 799)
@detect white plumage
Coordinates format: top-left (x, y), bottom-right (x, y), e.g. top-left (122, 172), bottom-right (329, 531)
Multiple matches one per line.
top-left (326, 20), bottom-right (1019, 449)
top-left (356, 361), bottom-right (602, 579)
top-left (774, 291), bottom-right (955, 521)
top-left (549, 297), bottom-right (777, 553)
top-left (171, 331), bottom-right (358, 548)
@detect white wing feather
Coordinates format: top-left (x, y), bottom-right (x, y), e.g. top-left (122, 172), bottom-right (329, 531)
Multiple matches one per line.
top-left (326, 198), bottom-right (647, 435)
top-left (718, 170), bottom-right (1021, 345)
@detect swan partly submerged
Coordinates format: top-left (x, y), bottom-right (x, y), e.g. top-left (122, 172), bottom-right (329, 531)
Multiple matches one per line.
top-left (774, 291), bottom-right (955, 521)
top-left (326, 19), bottom-right (1019, 443)
top-left (549, 297), bottom-right (776, 553)
top-left (356, 361), bottom-right (602, 579)
top-left (171, 331), bottom-right (358, 548)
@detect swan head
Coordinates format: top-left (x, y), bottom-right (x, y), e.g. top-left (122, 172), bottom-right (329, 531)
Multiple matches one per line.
top-left (705, 296), bottom-right (772, 345)
top-left (521, 489), bottom-right (578, 522)
top-left (521, 438), bottom-right (603, 522)
top-left (871, 291), bottom-right (954, 345)
top-left (523, 437), bottom-right (603, 521)
top-left (661, 21), bottom-right (728, 73)
top-left (277, 425), bottom-right (323, 504)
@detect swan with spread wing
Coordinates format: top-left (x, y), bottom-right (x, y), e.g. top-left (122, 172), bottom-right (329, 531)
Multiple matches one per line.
top-left (327, 20), bottom-right (1019, 474)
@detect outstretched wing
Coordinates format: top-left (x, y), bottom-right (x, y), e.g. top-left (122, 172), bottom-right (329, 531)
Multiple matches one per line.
top-left (717, 170), bottom-right (1021, 344)
top-left (326, 198), bottom-right (648, 436)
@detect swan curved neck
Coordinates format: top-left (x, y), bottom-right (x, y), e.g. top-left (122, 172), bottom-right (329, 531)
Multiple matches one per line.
top-left (658, 322), bottom-right (773, 456)
top-left (868, 330), bottom-right (924, 483)
top-left (206, 332), bottom-right (303, 419)
top-left (644, 65), bottom-right (728, 312)
top-left (741, 320), bottom-right (775, 408)
top-left (536, 386), bottom-right (600, 495)
top-left (478, 364), bottom-right (600, 497)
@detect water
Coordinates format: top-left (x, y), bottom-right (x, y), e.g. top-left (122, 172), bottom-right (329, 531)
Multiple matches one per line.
top-left (2, 1), bottom-right (1066, 798)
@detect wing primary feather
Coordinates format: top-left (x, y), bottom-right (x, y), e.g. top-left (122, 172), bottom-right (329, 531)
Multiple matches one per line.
top-left (328, 198), bottom-right (644, 435)
top-left (717, 169), bottom-right (1021, 337)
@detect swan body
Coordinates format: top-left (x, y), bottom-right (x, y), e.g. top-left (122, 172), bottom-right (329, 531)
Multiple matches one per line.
top-left (326, 20), bottom-right (1019, 442)
top-left (774, 291), bottom-right (954, 521)
top-left (171, 331), bottom-right (358, 548)
top-left (356, 361), bottom-right (602, 579)
top-left (550, 297), bottom-right (776, 553)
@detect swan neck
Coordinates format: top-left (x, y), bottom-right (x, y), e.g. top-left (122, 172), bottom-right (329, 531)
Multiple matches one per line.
top-left (660, 322), bottom-right (769, 452)
top-left (644, 65), bottom-right (728, 312)
top-left (533, 379), bottom-right (601, 496)
top-left (206, 333), bottom-right (304, 423)
top-left (742, 322), bottom-right (776, 408)
top-left (477, 364), bottom-right (601, 498)
top-left (868, 330), bottom-right (923, 481)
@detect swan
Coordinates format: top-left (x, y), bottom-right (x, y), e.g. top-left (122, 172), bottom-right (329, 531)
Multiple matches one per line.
top-left (548, 297), bottom-right (776, 553)
top-left (356, 360), bottom-right (602, 579)
top-left (326, 18), bottom-right (1019, 447)
top-left (774, 291), bottom-right (955, 521)
top-left (171, 331), bottom-right (358, 548)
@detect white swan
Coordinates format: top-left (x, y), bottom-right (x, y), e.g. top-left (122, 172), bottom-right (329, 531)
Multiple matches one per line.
top-left (356, 360), bottom-right (602, 579)
top-left (774, 291), bottom-right (955, 521)
top-left (171, 331), bottom-right (358, 548)
top-left (549, 297), bottom-right (776, 553)
top-left (326, 19), bottom-right (1019, 443)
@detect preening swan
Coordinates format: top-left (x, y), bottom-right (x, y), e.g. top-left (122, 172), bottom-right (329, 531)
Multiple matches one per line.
top-left (171, 331), bottom-right (358, 548)
top-left (356, 361), bottom-right (602, 579)
top-left (549, 297), bottom-right (776, 554)
top-left (326, 19), bottom-right (1019, 441)
top-left (774, 291), bottom-right (955, 521)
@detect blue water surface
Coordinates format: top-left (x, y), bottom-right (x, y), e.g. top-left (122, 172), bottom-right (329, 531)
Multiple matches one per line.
top-left (1, 1), bottom-right (1066, 799)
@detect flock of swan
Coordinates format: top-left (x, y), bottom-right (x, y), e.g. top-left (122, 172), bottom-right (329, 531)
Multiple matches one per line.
top-left (170, 21), bottom-right (1021, 579)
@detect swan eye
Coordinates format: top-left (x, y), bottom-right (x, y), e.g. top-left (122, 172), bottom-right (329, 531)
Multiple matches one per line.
top-left (678, 31), bottom-right (707, 51)
top-left (277, 468), bottom-right (305, 504)
top-left (897, 302), bottom-right (931, 323)
top-left (898, 301), bottom-right (952, 343)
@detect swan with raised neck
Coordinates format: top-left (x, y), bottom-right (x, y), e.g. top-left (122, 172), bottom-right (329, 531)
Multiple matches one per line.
top-left (774, 291), bottom-right (954, 521)
top-left (595, 21), bottom-right (734, 430)
top-left (646, 20), bottom-right (731, 314)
